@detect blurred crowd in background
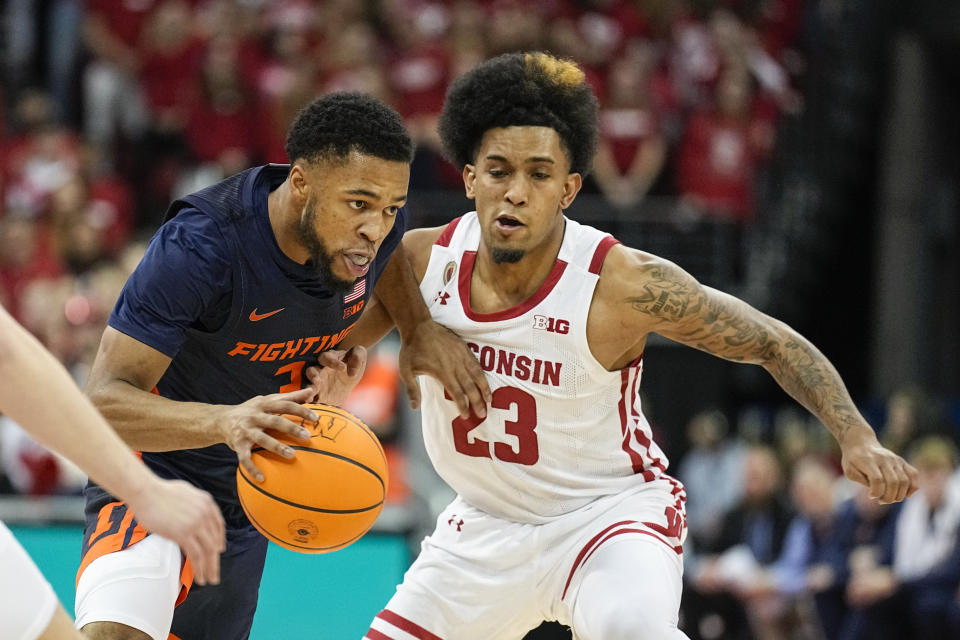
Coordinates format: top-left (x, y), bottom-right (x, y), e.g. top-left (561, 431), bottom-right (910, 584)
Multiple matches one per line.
top-left (1, 1), bottom-right (959, 639)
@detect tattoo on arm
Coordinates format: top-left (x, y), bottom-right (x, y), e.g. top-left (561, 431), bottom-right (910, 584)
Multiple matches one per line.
top-left (627, 261), bottom-right (864, 443)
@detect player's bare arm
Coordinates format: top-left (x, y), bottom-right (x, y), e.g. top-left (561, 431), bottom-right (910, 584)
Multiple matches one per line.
top-left (0, 306), bottom-right (225, 586)
top-left (86, 327), bottom-right (317, 481)
top-left (591, 245), bottom-right (918, 504)
top-left (343, 228), bottom-right (491, 419)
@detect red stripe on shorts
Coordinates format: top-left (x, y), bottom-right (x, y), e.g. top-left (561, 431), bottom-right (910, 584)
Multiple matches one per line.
top-left (365, 629), bottom-right (394, 640)
top-left (376, 610), bottom-right (444, 640)
top-left (562, 520), bottom-right (636, 600)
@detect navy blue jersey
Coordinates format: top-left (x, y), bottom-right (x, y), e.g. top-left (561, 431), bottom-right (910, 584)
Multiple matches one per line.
top-left (84, 164), bottom-right (406, 530)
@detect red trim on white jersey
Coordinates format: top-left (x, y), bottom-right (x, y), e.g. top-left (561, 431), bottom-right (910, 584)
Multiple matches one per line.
top-left (457, 250), bottom-right (568, 322)
top-left (618, 368), bottom-right (646, 474)
top-left (370, 610), bottom-right (444, 640)
top-left (435, 216), bottom-right (463, 247)
top-left (588, 235), bottom-right (620, 274)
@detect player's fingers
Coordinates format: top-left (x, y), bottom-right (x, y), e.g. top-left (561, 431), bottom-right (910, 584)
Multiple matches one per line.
top-left (199, 510), bottom-right (224, 585)
top-left (266, 387), bottom-right (317, 409)
top-left (345, 345), bottom-right (367, 378)
top-left (445, 376), bottom-right (472, 419)
top-left (876, 462), bottom-right (899, 504)
top-left (258, 413), bottom-right (312, 440)
top-left (238, 450), bottom-right (264, 483)
top-left (456, 366), bottom-right (487, 419)
top-left (399, 367), bottom-right (421, 410)
top-left (253, 427), bottom-right (297, 459)
top-left (185, 544), bottom-right (205, 586)
top-left (316, 350), bottom-right (348, 371)
top-left (843, 463), bottom-right (869, 490)
top-left (461, 353), bottom-right (491, 405)
top-left (887, 460), bottom-right (910, 503)
top-left (904, 462), bottom-right (920, 499)
top-left (862, 464), bottom-right (885, 501)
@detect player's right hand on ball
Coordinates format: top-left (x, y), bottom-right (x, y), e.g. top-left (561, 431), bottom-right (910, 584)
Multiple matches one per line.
top-left (218, 387), bottom-right (317, 483)
top-left (127, 477), bottom-right (226, 586)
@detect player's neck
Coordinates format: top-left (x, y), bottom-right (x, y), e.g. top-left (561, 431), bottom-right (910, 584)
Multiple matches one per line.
top-left (473, 232), bottom-right (563, 311)
top-left (267, 182), bottom-right (309, 264)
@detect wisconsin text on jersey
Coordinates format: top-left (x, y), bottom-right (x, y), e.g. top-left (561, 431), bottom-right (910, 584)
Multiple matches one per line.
top-left (227, 323), bottom-right (356, 362)
top-left (466, 341), bottom-right (563, 387)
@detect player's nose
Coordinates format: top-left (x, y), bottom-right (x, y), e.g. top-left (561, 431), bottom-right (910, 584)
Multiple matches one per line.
top-left (504, 175), bottom-right (529, 206)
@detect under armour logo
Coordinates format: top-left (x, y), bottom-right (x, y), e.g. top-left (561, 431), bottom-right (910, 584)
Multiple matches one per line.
top-left (447, 515), bottom-right (464, 532)
top-left (434, 292), bottom-right (451, 305)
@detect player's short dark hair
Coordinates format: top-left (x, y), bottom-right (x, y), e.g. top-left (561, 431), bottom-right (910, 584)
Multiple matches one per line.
top-left (438, 52), bottom-right (598, 176)
top-left (285, 92), bottom-right (414, 166)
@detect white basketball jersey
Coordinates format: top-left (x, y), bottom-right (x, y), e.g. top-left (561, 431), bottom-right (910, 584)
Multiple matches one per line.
top-left (418, 212), bottom-right (669, 524)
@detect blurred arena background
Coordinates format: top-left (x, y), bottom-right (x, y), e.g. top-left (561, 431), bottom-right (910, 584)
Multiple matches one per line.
top-left (1, 1), bottom-right (958, 638)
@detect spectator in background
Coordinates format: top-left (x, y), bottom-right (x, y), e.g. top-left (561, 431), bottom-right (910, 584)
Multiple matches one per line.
top-left (81, 0), bottom-right (155, 154)
top-left (592, 40), bottom-right (668, 209)
top-left (1, 89), bottom-right (82, 218)
top-left (185, 34), bottom-right (261, 178)
top-left (675, 66), bottom-right (776, 224)
top-left (676, 409), bottom-right (745, 551)
top-left (0, 215), bottom-right (62, 321)
top-left (736, 457), bottom-right (840, 640)
top-left (809, 483), bottom-right (901, 639)
top-left (879, 386), bottom-right (926, 456)
top-left (842, 436), bottom-right (960, 640)
top-left (382, 0), bottom-right (453, 188)
top-left (685, 444), bottom-right (794, 640)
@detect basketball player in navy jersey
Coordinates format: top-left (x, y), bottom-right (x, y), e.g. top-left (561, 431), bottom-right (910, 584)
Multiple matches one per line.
top-left (0, 304), bottom-right (223, 640)
top-left (351, 54), bottom-right (920, 640)
top-left (75, 93), bottom-right (489, 640)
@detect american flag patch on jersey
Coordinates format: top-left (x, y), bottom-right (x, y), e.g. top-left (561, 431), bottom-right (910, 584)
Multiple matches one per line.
top-left (344, 278), bottom-right (366, 304)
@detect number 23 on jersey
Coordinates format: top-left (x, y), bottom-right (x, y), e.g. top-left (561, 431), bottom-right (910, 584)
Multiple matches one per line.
top-left (445, 386), bottom-right (539, 465)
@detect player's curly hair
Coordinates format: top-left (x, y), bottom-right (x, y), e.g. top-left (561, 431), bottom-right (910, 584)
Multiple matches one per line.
top-left (285, 92), bottom-right (414, 165)
top-left (438, 52), bottom-right (598, 176)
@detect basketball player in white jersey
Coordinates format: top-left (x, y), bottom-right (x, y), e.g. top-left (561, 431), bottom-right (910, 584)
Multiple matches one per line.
top-left (0, 304), bottom-right (225, 640)
top-left (354, 52), bottom-right (919, 640)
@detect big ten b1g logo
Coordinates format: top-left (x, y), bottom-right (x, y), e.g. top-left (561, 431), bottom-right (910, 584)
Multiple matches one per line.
top-left (532, 315), bottom-right (569, 334)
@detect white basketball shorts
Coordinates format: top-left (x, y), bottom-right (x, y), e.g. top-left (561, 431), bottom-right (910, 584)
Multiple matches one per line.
top-left (0, 520), bottom-right (59, 640)
top-left (74, 533), bottom-right (183, 640)
top-left (366, 476), bottom-right (687, 640)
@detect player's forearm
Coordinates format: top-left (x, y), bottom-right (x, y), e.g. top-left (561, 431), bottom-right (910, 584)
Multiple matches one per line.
top-left (340, 296), bottom-right (397, 348)
top-left (374, 244), bottom-right (429, 340)
top-left (763, 325), bottom-right (876, 446)
top-left (86, 379), bottom-right (225, 451)
top-left (0, 312), bottom-right (159, 498)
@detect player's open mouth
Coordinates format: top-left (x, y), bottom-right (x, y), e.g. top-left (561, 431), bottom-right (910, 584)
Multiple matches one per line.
top-left (494, 215), bottom-right (524, 233)
top-left (344, 252), bottom-right (372, 276)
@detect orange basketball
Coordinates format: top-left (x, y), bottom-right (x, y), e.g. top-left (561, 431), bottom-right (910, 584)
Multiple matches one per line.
top-left (236, 403), bottom-right (388, 553)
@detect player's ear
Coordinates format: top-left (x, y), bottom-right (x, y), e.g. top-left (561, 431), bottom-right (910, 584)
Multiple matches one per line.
top-left (560, 172), bottom-right (582, 210)
top-left (463, 165), bottom-right (477, 200)
top-left (289, 164), bottom-right (310, 203)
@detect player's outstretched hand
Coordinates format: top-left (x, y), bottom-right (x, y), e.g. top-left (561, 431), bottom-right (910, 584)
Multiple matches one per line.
top-left (125, 477), bottom-right (225, 586)
top-left (398, 319), bottom-right (491, 419)
top-left (307, 345), bottom-right (368, 407)
top-left (840, 429), bottom-right (920, 504)
top-left (218, 387), bottom-right (317, 482)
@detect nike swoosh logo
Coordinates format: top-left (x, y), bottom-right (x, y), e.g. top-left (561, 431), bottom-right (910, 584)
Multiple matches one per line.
top-left (249, 307), bottom-right (285, 322)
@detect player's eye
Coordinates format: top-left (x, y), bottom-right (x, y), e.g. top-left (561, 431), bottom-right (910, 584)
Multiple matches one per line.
top-left (384, 206), bottom-right (400, 216)
top-left (488, 169), bottom-right (508, 178)
top-left (348, 200), bottom-right (368, 210)
top-left (531, 171), bottom-right (550, 180)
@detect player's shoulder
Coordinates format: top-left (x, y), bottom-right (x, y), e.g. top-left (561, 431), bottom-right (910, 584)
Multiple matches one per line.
top-left (594, 244), bottom-right (693, 296)
top-left (402, 223), bottom-right (453, 282)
